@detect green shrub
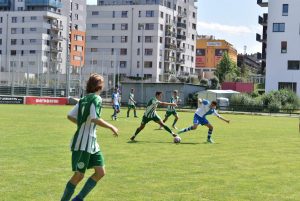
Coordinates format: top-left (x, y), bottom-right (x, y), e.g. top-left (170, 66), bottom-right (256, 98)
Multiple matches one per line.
top-left (268, 100), bottom-right (281, 113)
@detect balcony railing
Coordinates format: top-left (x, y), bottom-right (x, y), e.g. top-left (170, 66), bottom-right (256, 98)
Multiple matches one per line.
top-left (257, 0), bottom-right (268, 7)
top-left (177, 34), bottom-right (186, 40)
top-left (51, 23), bottom-right (63, 30)
top-left (177, 22), bottom-right (187, 29)
top-left (165, 43), bottom-right (177, 49)
top-left (176, 59), bottom-right (185, 64)
top-left (51, 35), bottom-right (64, 41)
top-left (258, 13), bottom-right (268, 26)
top-left (256, 33), bottom-right (267, 42)
top-left (25, 0), bottom-right (62, 8)
top-left (165, 31), bottom-right (176, 38)
top-left (164, 56), bottom-right (176, 62)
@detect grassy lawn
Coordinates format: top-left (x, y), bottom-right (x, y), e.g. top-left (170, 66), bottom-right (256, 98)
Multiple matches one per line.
top-left (0, 105), bottom-right (299, 201)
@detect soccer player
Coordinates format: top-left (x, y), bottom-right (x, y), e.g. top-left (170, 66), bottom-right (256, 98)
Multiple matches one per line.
top-left (111, 88), bottom-right (120, 120)
top-left (127, 88), bottom-right (138, 118)
top-left (130, 91), bottom-right (178, 141)
top-left (60, 74), bottom-right (119, 201)
top-left (178, 98), bottom-right (230, 143)
top-left (160, 90), bottom-right (180, 129)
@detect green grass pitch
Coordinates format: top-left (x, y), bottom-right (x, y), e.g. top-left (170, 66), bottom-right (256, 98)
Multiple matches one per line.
top-left (0, 105), bottom-right (299, 201)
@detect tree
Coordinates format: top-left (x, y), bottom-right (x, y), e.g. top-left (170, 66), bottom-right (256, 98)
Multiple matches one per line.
top-left (215, 52), bottom-right (239, 83)
top-left (240, 63), bottom-right (251, 80)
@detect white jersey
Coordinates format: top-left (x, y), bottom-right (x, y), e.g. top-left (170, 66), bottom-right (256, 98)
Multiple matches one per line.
top-left (112, 92), bottom-right (120, 106)
top-left (195, 99), bottom-right (220, 118)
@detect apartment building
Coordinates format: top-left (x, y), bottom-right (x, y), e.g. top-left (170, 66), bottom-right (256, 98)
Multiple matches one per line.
top-left (196, 35), bottom-right (237, 79)
top-left (0, 0), bottom-right (68, 85)
top-left (257, 0), bottom-right (300, 96)
top-left (85, 0), bottom-right (198, 83)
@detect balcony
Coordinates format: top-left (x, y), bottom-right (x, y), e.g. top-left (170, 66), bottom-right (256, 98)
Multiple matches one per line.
top-left (51, 23), bottom-right (63, 30)
top-left (165, 31), bottom-right (176, 38)
top-left (25, 0), bottom-right (62, 8)
top-left (178, 11), bottom-right (187, 18)
top-left (177, 34), bottom-right (186, 40)
top-left (0, 0), bottom-right (10, 7)
top-left (50, 45), bottom-right (63, 52)
top-left (164, 56), bottom-right (176, 63)
top-left (177, 22), bottom-right (187, 29)
top-left (257, 52), bottom-right (266, 60)
top-left (165, 43), bottom-right (177, 50)
top-left (257, 0), bottom-right (268, 7)
top-left (258, 13), bottom-right (268, 26)
top-left (176, 59), bottom-right (185, 65)
top-left (256, 33), bottom-right (267, 42)
top-left (176, 47), bottom-right (185, 52)
top-left (51, 35), bottom-right (64, 41)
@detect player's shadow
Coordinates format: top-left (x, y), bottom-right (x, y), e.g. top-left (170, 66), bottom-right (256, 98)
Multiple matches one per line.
top-left (127, 140), bottom-right (201, 145)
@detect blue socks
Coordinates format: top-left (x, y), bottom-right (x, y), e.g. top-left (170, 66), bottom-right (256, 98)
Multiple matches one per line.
top-left (178, 126), bottom-right (193, 134)
top-left (207, 129), bottom-right (213, 139)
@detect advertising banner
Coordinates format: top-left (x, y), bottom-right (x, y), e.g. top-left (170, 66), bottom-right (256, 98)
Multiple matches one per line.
top-left (0, 96), bottom-right (24, 104)
top-left (25, 97), bottom-right (68, 105)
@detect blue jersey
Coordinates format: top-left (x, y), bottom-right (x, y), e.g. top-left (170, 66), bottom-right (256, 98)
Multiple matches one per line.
top-left (195, 99), bottom-right (220, 118)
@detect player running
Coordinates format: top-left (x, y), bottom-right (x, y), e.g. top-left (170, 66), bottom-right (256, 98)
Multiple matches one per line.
top-left (127, 88), bottom-right (138, 118)
top-left (178, 98), bottom-right (230, 143)
top-left (60, 74), bottom-right (119, 201)
top-left (130, 91), bottom-right (178, 141)
top-left (111, 88), bottom-right (120, 120)
top-left (159, 90), bottom-right (180, 130)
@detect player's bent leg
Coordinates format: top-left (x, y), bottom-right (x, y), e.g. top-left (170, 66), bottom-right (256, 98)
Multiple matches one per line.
top-left (156, 120), bottom-right (176, 137)
top-left (205, 124), bottom-right (214, 143)
top-left (178, 124), bottom-right (198, 134)
top-left (61, 172), bottom-right (84, 201)
top-left (131, 123), bottom-right (146, 141)
top-left (91, 166), bottom-right (106, 181)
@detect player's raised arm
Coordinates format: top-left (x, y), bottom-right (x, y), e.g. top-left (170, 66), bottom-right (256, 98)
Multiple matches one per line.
top-left (159, 101), bottom-right (177, 107)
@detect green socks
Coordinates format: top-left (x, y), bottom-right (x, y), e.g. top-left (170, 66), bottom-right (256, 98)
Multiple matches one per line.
top-left (61, 181), bottom-right (76, 201)
top-left (77, 178), bottom-right (97, 199)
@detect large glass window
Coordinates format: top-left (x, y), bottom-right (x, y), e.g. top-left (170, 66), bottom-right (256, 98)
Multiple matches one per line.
top-left (273, 23), bottom-right (285, 32)
top-left (282, 4), bottom-right (288, 16)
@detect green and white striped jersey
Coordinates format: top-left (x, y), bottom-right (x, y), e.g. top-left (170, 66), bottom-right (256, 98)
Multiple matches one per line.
top-left (128, 93), bottom-right (135, 105)
top-left (167, 96), bottom-right (179, 112)
top-left (144, 97), bottom-right (161, 118)
top-left (68, 93), bottom-right (102, 154)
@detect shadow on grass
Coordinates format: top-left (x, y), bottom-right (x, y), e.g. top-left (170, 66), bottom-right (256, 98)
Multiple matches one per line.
top-left (127, 140), bottom-right (204, 145)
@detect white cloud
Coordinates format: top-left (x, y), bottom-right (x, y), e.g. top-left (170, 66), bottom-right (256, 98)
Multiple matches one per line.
top-left (197, 21), bottom-right (255, 35)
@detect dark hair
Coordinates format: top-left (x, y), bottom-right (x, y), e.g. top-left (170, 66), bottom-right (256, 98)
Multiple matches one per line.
top-left (173, 90), bottom-right (178, 93)
top-left (211, 101), bottom-right (217, 106)
top-left (86, 74), bottom-right (104, 93)
top-left (156, 91), bottom-right (163, 96)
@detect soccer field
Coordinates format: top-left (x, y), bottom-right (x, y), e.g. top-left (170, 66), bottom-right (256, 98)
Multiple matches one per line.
top-left (0, 105), bottom-right (299, 201)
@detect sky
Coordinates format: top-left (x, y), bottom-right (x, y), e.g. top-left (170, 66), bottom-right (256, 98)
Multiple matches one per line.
top-left (86, 0), bottom-right (267, 54)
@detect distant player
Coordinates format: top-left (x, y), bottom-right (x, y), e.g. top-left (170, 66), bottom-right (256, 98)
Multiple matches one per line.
top-left (160, 90), bottom-right (180, 130)
top-left (111, 88), bottom-right (120, 120)
top-left (127, 88), bottom-right (138, 118)
top-left (60, 74), bottom-right (119, 201)
top-left (130, 91), bottom-right (178, 141)
top-left (178, 98), bottom-right (230, 143)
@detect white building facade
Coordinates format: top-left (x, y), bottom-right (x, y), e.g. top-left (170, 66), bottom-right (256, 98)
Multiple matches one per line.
top-left (86, 0), bottom-right (197, 83)
top-left (0, 0), bottom-right (68, 86)
top-left (258, 0), bottom-right (300, 96)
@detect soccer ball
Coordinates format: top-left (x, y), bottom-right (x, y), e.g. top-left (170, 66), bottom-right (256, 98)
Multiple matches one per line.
top-left (173, 136), bottom-right (181, 144)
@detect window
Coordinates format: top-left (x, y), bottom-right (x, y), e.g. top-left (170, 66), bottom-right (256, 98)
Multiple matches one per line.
top-left (138, 36), bottom-right (141, 43)
top-left (145, 36), bottom-right (152, 43)
top-left (287, 60), bottom-right (300, 70)
top-left (146, 10), bottom-right (154, 17)
top-left (30, 50), bottom-right (36, 54)
top-left (278, 82), bottom-right (297, 93)
top-left (137, 61), bottom-right (140, 68)
top-left (160, 12), bottom-right (164, 18)
top-left (30, 28), bottom-right (37, 32)
top-left (92, 24), bottom-right (98, 28)
top-left (282, 4), bottom-right (288, 16)
top-left (192, 23), bottom-right (196, 30)
top-left (30, 39), bottom-right (36, 43)
top-left (91, 48), bottom-right (97, 52)
top-left (11, 28), bottom-right (17, 34)
top-left (121, 36), bottom-right (128, 43)
top-left (91, 36), bottom-right (98, 40)
top-left (160, 24), bottom-right (163, 31)
top-left (160, 37), bottom-right (163, 43)
top-left (120, 48), bottom-right (127, 55)
top-left (145, 49), bottom-right (153, 56)
top-left (139, 11), bottom-right (141, 17)
top-left (144, 61), bottom-right (153, 68)
top-left (273, 23), bottom-right (285, 32)
top-left (31, 16), bottom-right (37, 20)
top-left (11, 39), bottom-right (17, 45)
top-left (120, 61), bottom-right (127, 68)
top-left (159, 62), bottom-right (162, 69)
top-left (121, 11), bottom-right (128, 18)
top-left (11, 50), bottom-right (16, 56)
top-left (145, 23), bottom-right (154, 30)
top-left (12, 17), bottom-right (17, 23)
top-left (0, 39), bottom-right (2, 45)
top-left (112, 24), bottom-right (115, 30)
top-left (137, 48), bottom-right (140, 55)
top-left (92, 11), bottom-right (99, 15)
top-left (281, 41), bottom-right (287, 53)
top-left (121, 24), bottom-right (128, 30)
top-left (193, 12), bottom-right (196, 18)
